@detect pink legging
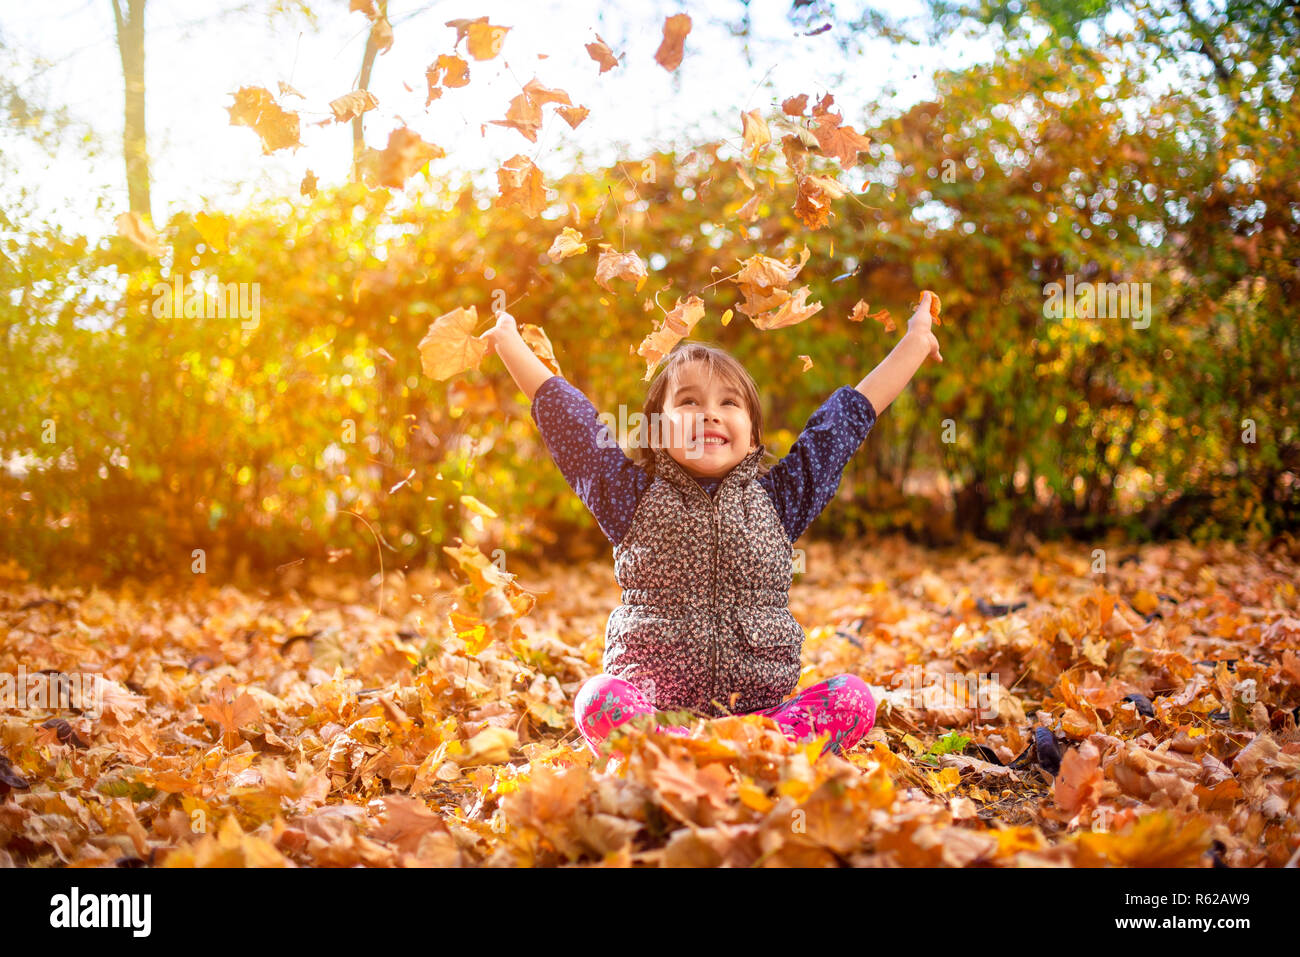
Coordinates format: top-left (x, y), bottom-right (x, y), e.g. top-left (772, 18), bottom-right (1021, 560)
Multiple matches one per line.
top-left (574, 672), bottom-right (876, 758)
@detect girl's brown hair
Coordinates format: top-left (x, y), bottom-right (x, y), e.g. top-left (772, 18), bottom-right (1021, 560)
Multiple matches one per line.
top-left (629, 340), bottom-right (775, 478)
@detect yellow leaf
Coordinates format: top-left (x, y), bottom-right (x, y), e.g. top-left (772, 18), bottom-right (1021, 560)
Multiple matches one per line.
top-left (925, 766), bottom-right (961, 794)
top-left (459, 494), bottom-right (498, 519)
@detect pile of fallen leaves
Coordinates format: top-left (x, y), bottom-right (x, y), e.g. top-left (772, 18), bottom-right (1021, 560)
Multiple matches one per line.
top-left (1, 533), bottom-right (1297, 867)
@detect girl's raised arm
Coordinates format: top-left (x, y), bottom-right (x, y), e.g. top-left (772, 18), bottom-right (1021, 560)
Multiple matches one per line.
top-left (480, 312), bottom-right (650, 546)
top-left (480, 311), bottom-right (555, 402)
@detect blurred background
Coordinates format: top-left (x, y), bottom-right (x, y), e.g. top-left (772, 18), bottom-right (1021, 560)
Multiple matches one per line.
top-left (1, 0), bottom-right (1296, 586)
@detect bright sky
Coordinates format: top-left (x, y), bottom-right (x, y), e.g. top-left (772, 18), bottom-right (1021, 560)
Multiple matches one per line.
top-left (3, 0), bottom-right (996, 240)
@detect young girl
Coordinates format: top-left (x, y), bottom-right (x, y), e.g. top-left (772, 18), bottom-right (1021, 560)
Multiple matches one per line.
top-left (477, 293), bottom-right (942, 762)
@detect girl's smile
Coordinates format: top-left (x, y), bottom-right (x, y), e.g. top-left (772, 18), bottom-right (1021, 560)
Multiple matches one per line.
top-left (659, 362), bottom-right (758, 479)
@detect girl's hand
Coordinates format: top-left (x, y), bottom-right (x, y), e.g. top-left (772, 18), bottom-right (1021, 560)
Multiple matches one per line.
top-left (906, 292), bottom-right (943, 364)
top-left (477, 310), bottom-right (518, 357)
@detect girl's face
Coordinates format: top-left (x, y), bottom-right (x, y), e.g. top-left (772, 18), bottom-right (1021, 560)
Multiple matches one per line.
top-left (658, 362), bottom-right (758, 479)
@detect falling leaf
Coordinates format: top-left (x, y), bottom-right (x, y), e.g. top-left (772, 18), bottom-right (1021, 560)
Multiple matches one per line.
top-left (194, 211), bottom-right (232, 254)
top-left (490, 77), bottom-right (573, 143)
top-left (586, 34), bottom-right (619, 72)
top-left (797, 354), bottom-right (813, 372)
top-left (636, 294), bottom-right (705, 381)
top-left (466, 19), bottom-right (509, 60)
top-left (750, 286), bottom-right (823, 331)
top-left (794, 172), bottom-right (846, 229)
top-left (555, 104), bottom-right (589, 129)
top-left (426, 54), bottom-right (470, 106)
top-left (226, 86), bottom-right (301, 154)
top-left (809, 96), bottom-right (872, 168)
top-left (329, 90), bottom-right (380, 123)
top-left (654, 13), bottom-right (691, 71)
top-left (849, 300), bottom-right (895, 333)
top-left (595, 244), bottom-right (647, 294)
top-left (496, 154), bottom-right (547, 218)
top-left (547, 226), bottom-right (588, 263)
top-left (418, 305), bottom-right (489, 381)
top-left (278, 81), bottom-right (305, 100)
top-left (115, 211), bottom-right (162, 257)
top-left (459, 495), bottom-right (498, 519)
top-left (368, 127), bottom-right (445, 189)
top-left (782, 93), bottom-right (808, 116)
top-left (300, 170), bottom-right (318, 197)
top-left (741, 109), bottom-right (771, 152)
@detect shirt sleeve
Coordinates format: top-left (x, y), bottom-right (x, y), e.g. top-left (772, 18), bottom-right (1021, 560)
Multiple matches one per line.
top-left (757, 386), bottom-right (878, 542)
top-left (529, 375), bottom-right (652, 547)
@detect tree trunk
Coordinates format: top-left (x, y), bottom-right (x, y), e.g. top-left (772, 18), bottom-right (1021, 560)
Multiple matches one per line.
top-left (352, 1), bottom-right (388, 180)
top-left (111, 0), bottom-right (151, 219)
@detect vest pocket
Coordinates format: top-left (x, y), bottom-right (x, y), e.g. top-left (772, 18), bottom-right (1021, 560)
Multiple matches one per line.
top-left (734, 607), bottom-right (804, 649)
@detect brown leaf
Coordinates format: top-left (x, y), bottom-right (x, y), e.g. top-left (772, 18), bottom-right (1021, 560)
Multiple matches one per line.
top-left (329, 90), bottom-right (379, 123)
top-left (654, 13), bottom-right (691, 71)
top-left (496, 154), bottom-right (547, 217)
top-left (586, 34), bottom-right (620, 73)
top-left (418, 305), bottom-right (489, 381)
top-left (595, 244), bottom-right (648, 295)
top-left (636, 294), bottom-right (705, 380)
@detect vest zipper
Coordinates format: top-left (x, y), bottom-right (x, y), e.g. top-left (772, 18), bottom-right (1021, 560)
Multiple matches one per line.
top-left (710, 495), bottom-right (719, 714)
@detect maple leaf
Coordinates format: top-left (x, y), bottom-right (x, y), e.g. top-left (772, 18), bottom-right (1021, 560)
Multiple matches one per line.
top-left (654, 13), bottom-right (691, 71)
top-left (367, 127), bottom-right (444, 189)
top-left (370, 795), bottom-right (451, 854)
top-left (809, 97), bottom-right (872, 168)
top-left (494, 154), bottom-right (548, 218)
top-left (115, 211), bottom-right (162, 257)
top-left (594, 244), bottom-right (647, 294)
top-left (328, 90), bottom-right (379, 123)
top-left (446, 16), bottom-right (509, 60)
top-left (490, 77), bottom-right (573, 143)
top-left (418, 305), bottom-right (489, 381)
top-left (637, 294), bottom-right (705, 381)
top-left (782, 93), bottom-right (809, 116)
top-left (586, 34), bottom-right (620, 73)
top-left (198, 677), bottom-right (261, 743)
top-left (466, 19), bottom-right (509, 60)
top-left (849, 300), bottom-right (896, 333)
top-left (793, 172), bottom-right (846, 229)
top-left (425, 54), bottom-right (470, 106)
top-left (732, 244), bottom-right (812, 321)
top-left (226, 86), bottom-right (301, 154)
top-left (1052, 739), bottom-right (1104, 816)
top-left (750, 286), bottom-right (822, 330)
top-left (546, 226), bottom-right (588, 263)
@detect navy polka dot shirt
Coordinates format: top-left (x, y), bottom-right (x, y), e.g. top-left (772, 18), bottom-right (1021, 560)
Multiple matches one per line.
top-left (529, 375), bottom-right (878, 547)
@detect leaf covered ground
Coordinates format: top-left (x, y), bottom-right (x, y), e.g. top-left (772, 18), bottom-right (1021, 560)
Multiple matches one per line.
top-left (2, 534), bottom-right (1298, 867)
